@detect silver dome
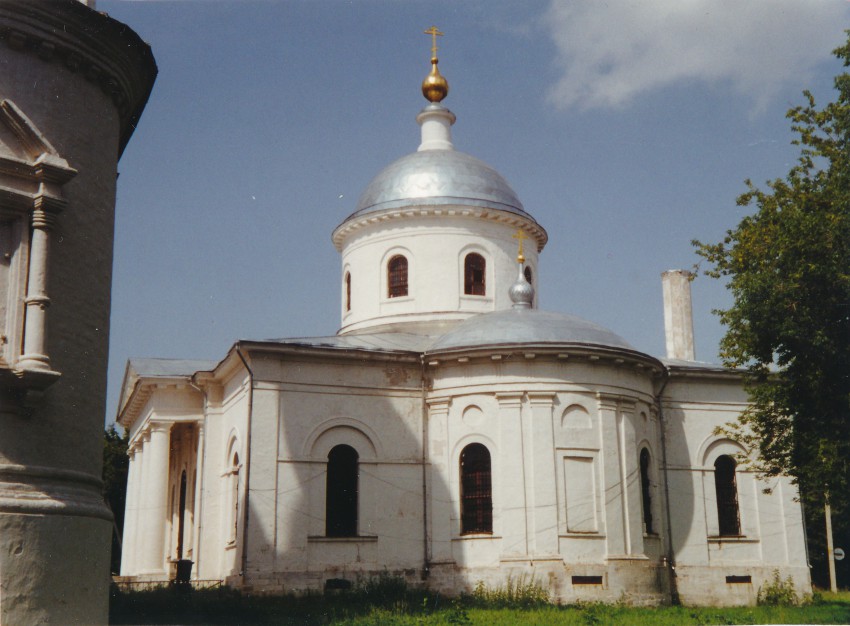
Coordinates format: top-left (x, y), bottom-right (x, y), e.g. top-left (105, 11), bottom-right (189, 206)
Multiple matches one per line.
top-left (343, 149), bottom-right (533, 222)
top-left (428, 309), bottom-right (636, 353)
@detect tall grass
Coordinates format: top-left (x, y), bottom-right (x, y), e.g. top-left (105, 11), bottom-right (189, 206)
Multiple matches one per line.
top-left (109, 579), bottom-right (850, 625)
top-left (468, 575), bottom-right (550, 608)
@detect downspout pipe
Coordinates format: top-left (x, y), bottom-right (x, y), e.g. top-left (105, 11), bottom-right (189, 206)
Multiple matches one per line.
top-left (654, 368), bottom-right (680, 605)
top-left (235, 345), bottom-right (255, 585)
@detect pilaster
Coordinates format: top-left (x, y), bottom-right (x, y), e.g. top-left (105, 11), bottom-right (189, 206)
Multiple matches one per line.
top-left (528, 392), bottom-right (558, 557)
top-left (495, 392), bottom-right (527, 557)
top-left (426, 397), bottom-right (452, 563)
top-left (598, 394), bottom-right (639, 558)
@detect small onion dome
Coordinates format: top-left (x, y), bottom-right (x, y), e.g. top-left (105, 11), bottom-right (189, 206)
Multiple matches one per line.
top-left (422, 59), bottom-right (449, 103)
top-left (509, 264), bottom-right (534, 310)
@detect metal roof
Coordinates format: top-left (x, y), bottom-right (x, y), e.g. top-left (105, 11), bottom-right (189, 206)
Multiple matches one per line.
top-left (427, 309), bottom-right (635, 353)
top-left (342, 149), bottom-right (533, 222)
top-left (266, 332), bottom-right (432, 354)
top-left (128, 358), bottom-right (218, 378)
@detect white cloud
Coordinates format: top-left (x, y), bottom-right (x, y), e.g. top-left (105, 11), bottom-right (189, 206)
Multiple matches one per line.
top-left (544, 0), bottom-right (850, 111)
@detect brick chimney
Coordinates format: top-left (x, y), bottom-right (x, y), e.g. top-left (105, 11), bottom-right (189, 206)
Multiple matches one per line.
top-left (662, 270), bottom-right (695, 361)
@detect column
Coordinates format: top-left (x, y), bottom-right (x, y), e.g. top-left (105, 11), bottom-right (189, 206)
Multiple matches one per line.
top-left (119, 446), bottom-right (140, 576)
top-left (528, 393), bottom-right (558, 556)
top-left (191, 423), bottom-right (204, 571)
top-left (496, 392), bottom-right (527, 557)
top-left (18, 207), bottom-right (54, 371)
top-left (137, 422), bottom-right (172, 576)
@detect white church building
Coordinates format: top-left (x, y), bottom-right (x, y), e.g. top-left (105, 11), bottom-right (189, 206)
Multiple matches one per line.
top-left (116, 46), bottom-right (810, 606)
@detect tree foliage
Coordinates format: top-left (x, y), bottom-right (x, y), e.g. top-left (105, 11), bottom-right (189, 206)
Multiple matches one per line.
top-left (694, 33), bottom-right (850, 513)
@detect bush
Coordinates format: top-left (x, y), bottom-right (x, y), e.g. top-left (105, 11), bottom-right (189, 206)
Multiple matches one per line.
top-left (757, 570), bottom-right (800, 606)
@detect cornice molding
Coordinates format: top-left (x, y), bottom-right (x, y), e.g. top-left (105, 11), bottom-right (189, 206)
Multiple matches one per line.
top-left (0, 0), bottom-right (157, 158)
top-left (332, 204), bottom-right (548, 252)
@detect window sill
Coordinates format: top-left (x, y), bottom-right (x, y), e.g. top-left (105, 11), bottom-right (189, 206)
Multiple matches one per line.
top-left (559, 532), bottom-right (606, 539)
top-left (308, 535), bottom-right (378, 543)
top-left (707, 536), bottom-right (759, 543)
top-left (453, 533), bottom-right (499, 541)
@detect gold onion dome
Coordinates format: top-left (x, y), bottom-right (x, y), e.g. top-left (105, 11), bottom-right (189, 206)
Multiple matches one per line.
top-left (422, 60), bottom-right (448, 102)
top-left (422, 26), bottom-right (449, 102)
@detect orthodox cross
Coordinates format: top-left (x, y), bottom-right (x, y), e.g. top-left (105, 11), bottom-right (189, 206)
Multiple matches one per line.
top-left (513, 228), bottom-right (529, 263)
top-left (424, 26), bottom-right (443, 60)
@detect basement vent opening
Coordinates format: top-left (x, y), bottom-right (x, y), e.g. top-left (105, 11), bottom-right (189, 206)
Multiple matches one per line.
top-left (725, 575), bottom-right (752, 584)
top-left (324, 578), bottom-right (352, 591)
top-left (572, 575), bottom-right (603, 585)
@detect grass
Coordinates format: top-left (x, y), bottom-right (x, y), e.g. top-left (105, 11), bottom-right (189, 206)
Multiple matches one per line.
top-left (109, 584), bottom-right (850, 625)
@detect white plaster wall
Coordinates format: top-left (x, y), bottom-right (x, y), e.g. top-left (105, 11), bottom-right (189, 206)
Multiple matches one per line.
top-left (426, 354), bottom-right (666, 603)
top-left (663, 375), bottom-right (811, 604)
top-left (240, 355), bottom-right (426, 592)
top-left (338, 213), bottom-right (540, 333)
top-left (192, 372), bottom-right (251, 582)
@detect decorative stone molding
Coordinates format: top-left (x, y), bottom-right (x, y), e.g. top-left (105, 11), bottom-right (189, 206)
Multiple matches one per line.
top-left (332, 204), bottom-right (547, 252)
top-left (0, 99), bottom-right (77, 399)
top-left (0, 0), bottom-right (157, 157)
top-left (0, 463), bottom-right (110, 520)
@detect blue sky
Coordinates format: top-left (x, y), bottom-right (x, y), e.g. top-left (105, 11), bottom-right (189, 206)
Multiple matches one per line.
top-left (99, 0), bottom-right (850, 425)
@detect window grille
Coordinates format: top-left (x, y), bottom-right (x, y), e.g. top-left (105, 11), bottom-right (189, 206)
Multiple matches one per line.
top-left (460, 443), bottom-right (492, 534)
top-left (344, 272), bottom-right (351, 311)
top-left (464, 253), bottom-right (486, 296)
top-left (715, 455), bottom-right (741, 536)
top-left (388, 255), bottom-right (408, 298)
top-left (639, 448), bottom-right (653, 534)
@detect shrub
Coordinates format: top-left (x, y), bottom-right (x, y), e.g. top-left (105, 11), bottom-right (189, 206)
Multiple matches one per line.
top-left (757, 570), bottom-right (800, 606)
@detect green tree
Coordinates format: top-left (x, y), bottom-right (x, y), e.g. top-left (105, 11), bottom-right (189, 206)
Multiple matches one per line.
top-left (103, 424), bottom-right (129, 574)
top-left (694, 34), bottom-right (850, 525)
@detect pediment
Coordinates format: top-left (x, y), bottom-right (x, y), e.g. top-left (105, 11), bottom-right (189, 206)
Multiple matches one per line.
top-left (0, 100), bottom-right (76, 212)
top-left (0, 100), bottom-right (76, 185)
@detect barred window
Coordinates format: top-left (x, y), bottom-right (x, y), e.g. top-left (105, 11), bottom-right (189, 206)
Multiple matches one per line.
top-left (228, 452), bottom-right (240, 544)
top-left (388, 255), bottom-right (408, 298)
top-left (639, 448), bottom-right (653, 535)
top-left (464, 253), bottom-right (486, 296)
top-left (715, 455), bottom-right (741, 536)
top-left (460, 443), bottom-right (492, 534)
top-left (326, 444), bottom-right (358, 537)
top-left (344, 272), bottom-right (351, 312)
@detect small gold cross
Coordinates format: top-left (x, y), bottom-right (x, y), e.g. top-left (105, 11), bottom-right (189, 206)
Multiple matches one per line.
top-left (424, 25), bottom-right (443, 60)
top-left (512, 228), bottom-right (529, 262)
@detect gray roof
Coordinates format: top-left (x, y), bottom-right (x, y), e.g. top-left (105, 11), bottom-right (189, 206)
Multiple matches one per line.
top-left (342, 149), bottom-right (534, 222)
top-left (427, 309), bottom-right (636, 353)
top-left (128, 358), bottom-right (218, 378)
top-left (266, 331), bottom-right (433, 354)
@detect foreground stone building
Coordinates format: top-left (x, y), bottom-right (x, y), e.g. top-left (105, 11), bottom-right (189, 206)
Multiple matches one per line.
top-left (0, 1), bottom-right (156, 622)
top-left (118, 47), bottom-right (809, 605)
